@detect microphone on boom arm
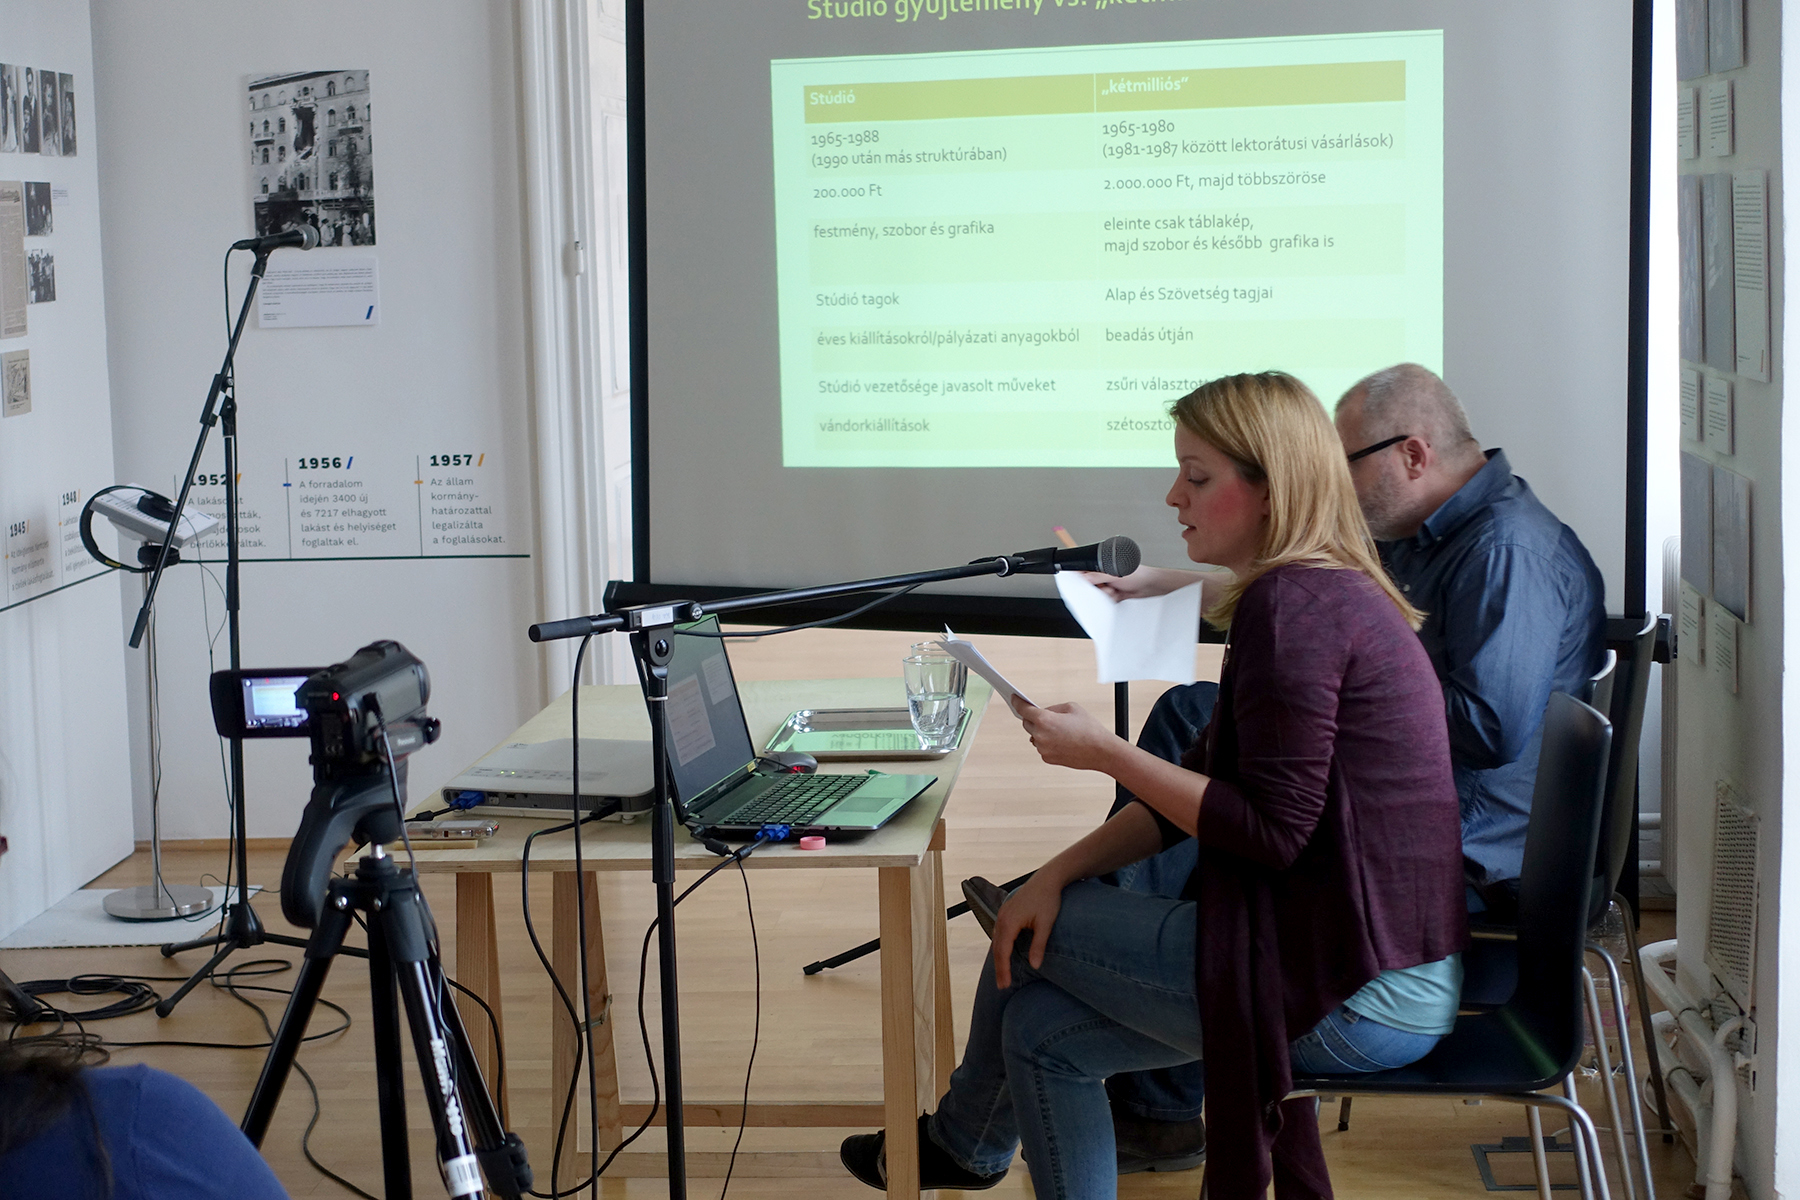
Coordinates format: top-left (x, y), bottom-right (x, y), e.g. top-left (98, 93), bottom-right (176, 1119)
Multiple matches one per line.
top-left (231, 225), bottom-right (320, 253)
top-left (1006, 534), bottom-right (1141, 577)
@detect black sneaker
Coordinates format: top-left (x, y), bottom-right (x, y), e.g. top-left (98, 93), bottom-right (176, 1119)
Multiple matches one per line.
top-left (840, 1113), bottom-right (1009, 1191)
top-left (1113, 1104), bottom-right (1207, 1174)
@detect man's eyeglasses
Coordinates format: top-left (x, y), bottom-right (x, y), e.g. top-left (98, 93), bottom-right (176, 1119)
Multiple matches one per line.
top-left (1346, 433), bottom-right (1411, 463)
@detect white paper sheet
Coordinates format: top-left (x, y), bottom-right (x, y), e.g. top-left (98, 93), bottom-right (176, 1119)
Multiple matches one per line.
top-left (1732, 170), bottom-right (1770, 382)
top-left (1704, 375), bottom-right (1734, 454)
top-left (1680, 367), bottom-right (1702, 442)
top-left (1054, 572), bottom-right (1203, 685)
top-left (257, 255), bottom-right (379, 327)
top-left (935, 626), bottom-right (1035, 713)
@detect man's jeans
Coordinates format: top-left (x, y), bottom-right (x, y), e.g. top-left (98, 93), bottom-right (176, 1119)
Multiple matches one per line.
top-left (1103, 681), bottom-right (1218, 1122)
top-left (926, 880), bottom-right (1441, 1199)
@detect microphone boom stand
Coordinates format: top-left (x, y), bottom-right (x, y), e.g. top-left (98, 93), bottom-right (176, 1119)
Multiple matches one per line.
top-left (138, 246), bottom-right (320, 1015)
top-left (529, 552), bottom-right (1046, 1200)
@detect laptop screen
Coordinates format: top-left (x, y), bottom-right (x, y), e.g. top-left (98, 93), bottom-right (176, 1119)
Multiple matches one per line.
top-left (661, 617), bottom-right (758, 806)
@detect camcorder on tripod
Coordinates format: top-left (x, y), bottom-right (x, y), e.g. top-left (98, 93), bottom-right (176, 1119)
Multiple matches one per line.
top-left (216, 640), bottom-right (532, 1200)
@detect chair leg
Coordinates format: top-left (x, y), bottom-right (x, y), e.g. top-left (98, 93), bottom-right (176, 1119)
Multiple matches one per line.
top-left (1615, 894), bottom-right (1676, 1142)
top-left (1583, 964), bottom-right (1639, 1200)
top-left (1564, 1074), bottom-right (1615, 1200)
top-left (1590, 943), bottom-right (1657, 1200)
top-left (1337, 1095), bottom-right (1353, 1131)
top-left (1527, 1105), bottom-right (1554, 1200)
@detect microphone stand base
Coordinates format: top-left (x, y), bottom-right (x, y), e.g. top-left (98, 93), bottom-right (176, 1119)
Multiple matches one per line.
top-left (103, 883), bottom-right (215, 921)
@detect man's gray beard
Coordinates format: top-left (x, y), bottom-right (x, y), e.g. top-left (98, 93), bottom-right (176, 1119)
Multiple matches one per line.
top-left (1359, 469), bottom-right (1413, 541)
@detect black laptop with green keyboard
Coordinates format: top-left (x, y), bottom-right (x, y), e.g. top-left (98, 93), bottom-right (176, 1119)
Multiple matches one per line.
top-left (655, 617), bottom-right (937, 837)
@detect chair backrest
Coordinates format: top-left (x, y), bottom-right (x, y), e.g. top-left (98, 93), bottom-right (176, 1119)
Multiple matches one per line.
top-left (1583, 649), bottom-right (1617, 714)
top-left (1593, 614), bottom-right (1659, 918)
top-left (1510, 691), bottom-right (1611, 1076)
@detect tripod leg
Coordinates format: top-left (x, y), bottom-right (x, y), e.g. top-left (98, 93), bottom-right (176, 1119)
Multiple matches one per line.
top-left (367, 918), bottom-right (415, 1200)
top-left (393, 958), bottom-right (487, 1198)
top-left (441, 982), bottom-right (532, 1200)
top-left (156, 936), bottom-right (240, 1018)
top-left (242, 899), bottom-right (352, 1144)
top-left (160, 928), bottom-right (230, 957)
top-left (380, 875), bottom-right (505, 1200)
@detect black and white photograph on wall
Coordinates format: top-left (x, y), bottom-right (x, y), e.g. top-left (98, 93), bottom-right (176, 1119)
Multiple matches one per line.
top-left (37, 68), bottom-right (57, 156)
top-left (20, 68), bottom-right (36, 154)
top-left (58, 73), bottom-right (74, 156)
top-left (0, 68), bottom-right (16, 153)
top-left (24, 183), bottom-right (50, 236)
top-left (3, 348), bottom-right (28, 417)
top-left (27, 249), bottom-right (53, 303)
top-left (247, 70), bottom-right (375, 245)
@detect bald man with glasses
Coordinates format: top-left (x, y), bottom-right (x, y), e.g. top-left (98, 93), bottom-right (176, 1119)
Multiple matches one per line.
top-left (1088, 363), bottom-right (1605, 1173)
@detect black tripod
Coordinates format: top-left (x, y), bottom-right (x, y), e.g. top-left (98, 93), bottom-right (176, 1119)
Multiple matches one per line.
top-left (241, 841), bottom-right (530, 1200)
top-left (144, 244), bottom-right (312, 1013)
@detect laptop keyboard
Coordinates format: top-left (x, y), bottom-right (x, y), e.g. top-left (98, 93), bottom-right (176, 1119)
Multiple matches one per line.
top-left (727, 772), bottom-right (866, 826)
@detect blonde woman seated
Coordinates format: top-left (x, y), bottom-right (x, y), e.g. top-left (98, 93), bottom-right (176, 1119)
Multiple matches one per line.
top-left (840, 373), bottom-right (1468, 1199)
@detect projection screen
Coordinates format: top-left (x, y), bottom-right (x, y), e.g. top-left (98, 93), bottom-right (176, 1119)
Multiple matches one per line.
top-left (627, 0), bottom-right (1646, 632)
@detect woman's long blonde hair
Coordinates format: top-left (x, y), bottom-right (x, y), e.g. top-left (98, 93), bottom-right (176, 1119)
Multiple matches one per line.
top-left (1170, 371), bottom-right (1422, 631)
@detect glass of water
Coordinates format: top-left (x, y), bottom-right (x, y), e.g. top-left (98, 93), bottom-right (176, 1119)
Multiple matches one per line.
top-left (903, 648), bottom-right (967, 751)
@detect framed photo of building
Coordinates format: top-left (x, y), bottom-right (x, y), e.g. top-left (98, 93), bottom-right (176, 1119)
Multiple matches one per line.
top-left (247, 70), bottom-right (375, 246)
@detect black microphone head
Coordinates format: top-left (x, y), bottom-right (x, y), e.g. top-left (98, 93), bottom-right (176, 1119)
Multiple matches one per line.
top-left (295, 224), bottom-right (320, 250)
top-left (1094, 536), bottom-right (1141, 577)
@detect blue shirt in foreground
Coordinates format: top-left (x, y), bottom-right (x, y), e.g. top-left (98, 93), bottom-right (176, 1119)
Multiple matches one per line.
top-left (0, 1063), bottom-right (289, 1200)
top-left (1379, 449), bottom-right (1606, 889)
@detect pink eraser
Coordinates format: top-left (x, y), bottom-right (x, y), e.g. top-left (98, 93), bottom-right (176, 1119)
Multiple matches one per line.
top-left (799, 835), bottom-right (827, 851)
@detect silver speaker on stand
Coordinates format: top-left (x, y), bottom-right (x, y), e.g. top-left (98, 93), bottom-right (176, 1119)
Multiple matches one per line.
top-left (83, 486), bottom-right (217, 921)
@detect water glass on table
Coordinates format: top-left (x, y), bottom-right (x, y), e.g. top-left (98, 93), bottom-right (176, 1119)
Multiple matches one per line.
top-left (903, 645), bottom-right (967, 750)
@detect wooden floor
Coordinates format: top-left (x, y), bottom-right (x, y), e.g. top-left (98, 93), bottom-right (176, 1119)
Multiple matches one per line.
top-left (5, 624), bottom-right (1694, 1198)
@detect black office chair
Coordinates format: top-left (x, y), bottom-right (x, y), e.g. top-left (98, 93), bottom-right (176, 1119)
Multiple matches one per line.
top-left (1586, 648), bottom-right (1618, 712)
top-left (1448, 616), bottom-right (1662, 1200)
top-left (1289, 692), bottom-right (1616, 1200)
top-left (1582, 615), bottom-right (1667, 1197)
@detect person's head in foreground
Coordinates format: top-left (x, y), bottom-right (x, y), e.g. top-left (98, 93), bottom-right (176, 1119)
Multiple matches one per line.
top-left (1165, 368), bottom-right (1418, 627)
top-left (1332, 362), bottom-right (1488, 541)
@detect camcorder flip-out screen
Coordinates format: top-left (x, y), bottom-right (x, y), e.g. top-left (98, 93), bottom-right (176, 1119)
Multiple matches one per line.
top-left (209, 668), bottom-right (322, 739)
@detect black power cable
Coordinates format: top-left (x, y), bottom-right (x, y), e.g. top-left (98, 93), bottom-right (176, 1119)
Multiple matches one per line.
top-left (719, 856), bottom-right (760, 1199)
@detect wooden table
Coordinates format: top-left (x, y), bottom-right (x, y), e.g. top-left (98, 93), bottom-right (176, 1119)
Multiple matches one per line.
top-left (400, 676), bottom-right (991, 1196)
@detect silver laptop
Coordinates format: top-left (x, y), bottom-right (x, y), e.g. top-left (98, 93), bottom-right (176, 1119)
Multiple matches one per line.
top-left (440, 737), bottom-right (655, 815)
top-left (659, 616), bottom-right (936, 837)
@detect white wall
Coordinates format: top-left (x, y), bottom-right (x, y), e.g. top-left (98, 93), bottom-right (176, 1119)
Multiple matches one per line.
top-left (90, 1), bottom-right (545, 840)
top-left (1673, 0), bottom-right (1787, 1195)
top-left (0, 0), bottom-right (134, 938)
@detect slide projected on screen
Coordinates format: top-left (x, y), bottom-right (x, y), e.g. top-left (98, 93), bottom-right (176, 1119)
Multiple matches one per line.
top-left (771, 31), bottom-right (1442, 468)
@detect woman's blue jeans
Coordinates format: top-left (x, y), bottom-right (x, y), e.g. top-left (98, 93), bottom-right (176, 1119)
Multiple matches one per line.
top-left (926, 879), bottom-right (1440, 1199)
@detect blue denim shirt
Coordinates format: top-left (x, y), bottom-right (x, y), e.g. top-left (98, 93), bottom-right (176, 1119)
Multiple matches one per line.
top-left (1379, 450), bottom-right (1606, 888)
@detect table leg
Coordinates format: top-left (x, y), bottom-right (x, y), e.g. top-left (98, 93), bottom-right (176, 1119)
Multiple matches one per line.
top-left (552, 870), bottom-right (622, 1180)
top-left (929, 824), bottom-right (954, 1102)
top-left (880, 854), bottom-right (942, 1200)
top-left (454, 872), bottom-right (507, 1123)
